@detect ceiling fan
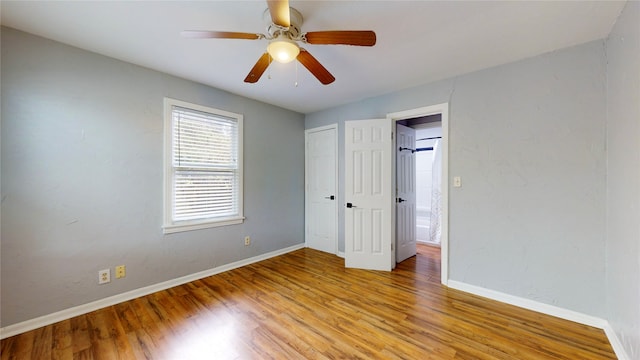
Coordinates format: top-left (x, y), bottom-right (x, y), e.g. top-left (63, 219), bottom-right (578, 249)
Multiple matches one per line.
top-left (181, 0), bottom-right (376, 85)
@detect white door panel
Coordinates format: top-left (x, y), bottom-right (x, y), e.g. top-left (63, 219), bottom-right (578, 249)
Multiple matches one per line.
top-left (305, 126), bottom-right (337, 254)
top-left (396, 124), bottom-right (417, 263)
top-left (345, 119), bottom-right (393, 271)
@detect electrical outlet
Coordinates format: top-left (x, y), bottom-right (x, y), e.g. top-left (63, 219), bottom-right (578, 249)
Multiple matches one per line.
top-left (115, 265), bottom-right (126, 279)
top-left (98, 269), bottom-right (110, 284)
top-left (244, 236), bottom-right (251, 246)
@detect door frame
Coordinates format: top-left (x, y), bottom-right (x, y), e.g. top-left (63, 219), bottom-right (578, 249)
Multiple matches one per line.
top-left (304, 124), bottom-right (339, 255)
top-left (387, 103), bottom-right (449, 285)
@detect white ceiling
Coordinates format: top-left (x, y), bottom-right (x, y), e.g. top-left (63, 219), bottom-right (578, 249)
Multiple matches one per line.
top-left (1, 1), bottom-right (625, 114)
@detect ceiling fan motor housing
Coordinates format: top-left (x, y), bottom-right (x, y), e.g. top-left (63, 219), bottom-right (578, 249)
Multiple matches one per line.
top-left (263, 7), bottom-right (303, 39)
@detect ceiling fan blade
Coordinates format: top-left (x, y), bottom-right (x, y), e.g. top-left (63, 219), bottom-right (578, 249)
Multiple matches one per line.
top-left (181, 31), bottom-right (262, 40)
top-left (244, 53), bottom-right (272, 83)
top-left (267, 0), bottom-right (290, 28)
top-left (297, 49), bottom-right (335, 85)
top-left (304, 31), bottom-right (376, 46)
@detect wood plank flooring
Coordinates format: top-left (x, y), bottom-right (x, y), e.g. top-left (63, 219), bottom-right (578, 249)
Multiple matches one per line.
top-left (1, 244), bottom-right (616, 359)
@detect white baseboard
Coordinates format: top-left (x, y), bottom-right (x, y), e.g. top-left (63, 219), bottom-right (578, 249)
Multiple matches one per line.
top-left (337, 251), bottom-right (345, 258)
top-left (447, 280), bottom-right (629, 360)
top-left (0, 243), bottom-right (305, 340)
top-left (602, 322), bottom-right (632, 360)
top-left (417, 240), bottom-right (440, 246)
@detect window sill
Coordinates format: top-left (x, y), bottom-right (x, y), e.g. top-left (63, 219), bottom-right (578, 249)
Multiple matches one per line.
top-left (163, 216), bottom-right (245, 234)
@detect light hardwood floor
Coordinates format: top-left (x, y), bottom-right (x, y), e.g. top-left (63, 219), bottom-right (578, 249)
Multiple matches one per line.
top-left (1, 244), bottom-right (616, 359)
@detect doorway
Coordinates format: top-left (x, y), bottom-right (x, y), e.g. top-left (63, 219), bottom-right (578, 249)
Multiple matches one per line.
top-left (395, 118), bottom-right (442, 261)
top-left (388, 104), bottom-right (449, 285)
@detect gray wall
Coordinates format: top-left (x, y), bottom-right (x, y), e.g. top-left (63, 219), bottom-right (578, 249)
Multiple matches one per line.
top-left (605, 1), bottom-right (640, 358)
top-left (1, 27), bottom-right (305, 327)
top-left (306, 40), bottom-right (607, 317)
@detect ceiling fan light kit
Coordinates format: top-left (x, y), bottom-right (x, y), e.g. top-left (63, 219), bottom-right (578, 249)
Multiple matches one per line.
top-left (181, 0), bottom-right (376, 85)
top-left (267, 37), bottom-right (299, 63)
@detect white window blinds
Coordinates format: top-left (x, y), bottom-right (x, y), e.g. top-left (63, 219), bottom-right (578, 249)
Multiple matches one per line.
top-left (172, 106), bottom-right (239, 221)
top-left (164, 98), bottom-right (243, 233)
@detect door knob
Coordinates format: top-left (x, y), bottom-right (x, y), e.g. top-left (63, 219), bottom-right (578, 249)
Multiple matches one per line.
top-left (346, 202), bottom-right (357, 208)
top-left (397, 198), bottom-right (406, 203)
top-left (324, 195), bottom-right (335, 200)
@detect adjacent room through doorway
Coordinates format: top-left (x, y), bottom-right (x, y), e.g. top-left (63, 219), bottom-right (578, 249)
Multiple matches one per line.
top-left (414, 122), bottom-right (443, 246)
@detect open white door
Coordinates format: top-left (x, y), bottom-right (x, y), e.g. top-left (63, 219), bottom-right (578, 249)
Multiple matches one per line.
top-left (345, 119), bottom-right (394, 271)
top-left (396, 124), bottom-right (417, 263)
top-left (305, 125), bottom-right (337, 254)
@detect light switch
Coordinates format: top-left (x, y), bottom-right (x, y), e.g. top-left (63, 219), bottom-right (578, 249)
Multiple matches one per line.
top-left (453, 176), bottom-right (462, 188)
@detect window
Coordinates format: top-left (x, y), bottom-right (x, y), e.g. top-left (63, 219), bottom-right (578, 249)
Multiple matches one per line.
top-left (163, 98), bottom-right (243, 233)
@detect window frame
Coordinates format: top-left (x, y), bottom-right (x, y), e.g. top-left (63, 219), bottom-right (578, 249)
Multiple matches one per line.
top-left (163, 98), bottom-right (244, 234)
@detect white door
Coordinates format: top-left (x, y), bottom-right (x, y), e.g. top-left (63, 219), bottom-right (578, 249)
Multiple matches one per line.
top-left (345, 119), bottom-right (394, 271)
top-left (305, 125), bottom-right (337, 254)
top-left (396, 124), bottom-right (417, 263)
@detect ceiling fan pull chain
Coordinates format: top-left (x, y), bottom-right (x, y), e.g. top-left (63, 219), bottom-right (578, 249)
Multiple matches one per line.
top-left (295, 61), bottom-right (299, 87)
top-left (268, 55), bottom-right (272, 80)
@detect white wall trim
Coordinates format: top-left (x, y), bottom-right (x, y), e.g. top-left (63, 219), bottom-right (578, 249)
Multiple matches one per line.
top-left (602, 322), bottom-right (632, 360)
top-left (448, 280), bottom-right (606, 327)
top-left (0, 243), bottom-right (305, 340)
top-left (448, 280), bottom-right (629, 360)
